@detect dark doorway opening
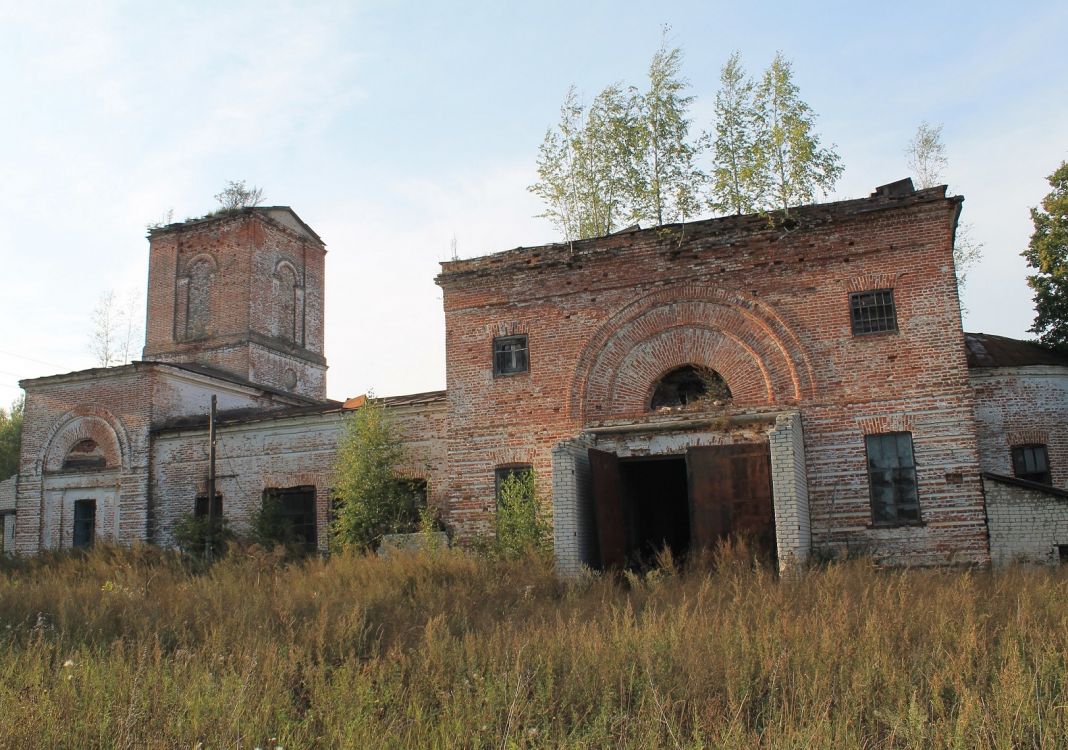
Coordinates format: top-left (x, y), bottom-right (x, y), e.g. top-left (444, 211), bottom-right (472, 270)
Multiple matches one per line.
top-left (589, 443), bottom-right (775, 571)
top-left (619, 457), bottom-right (690, 567)
top-left (73, 499), bottom-right (96, 548)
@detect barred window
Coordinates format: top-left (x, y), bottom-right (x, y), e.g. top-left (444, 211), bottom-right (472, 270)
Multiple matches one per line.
top-left (194, 493), bottom-right (223, 518)
top-left (866, 432), bottom-right (921, 524)
top-left (493, 335), bottom-right (529, 375)
top-left (850, 289), bottom-right (897, 335)
top-left (1011, 444), bottom-right (1051, 485)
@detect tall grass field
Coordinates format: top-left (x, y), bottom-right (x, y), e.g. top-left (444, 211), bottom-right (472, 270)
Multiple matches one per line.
top-left (1, 545), bottom-right (1066, 748)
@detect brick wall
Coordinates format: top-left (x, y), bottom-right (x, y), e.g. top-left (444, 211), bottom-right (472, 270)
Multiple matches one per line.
top-left (971, 367), bottom-right (1068, 489)
top-left (15, 363), bottom-right (303, 554)
top-left (437, 186), bottom-right (990, 565)
top-left (150, 400), bottom-right (447, 551)
top-left (144, 208), bottom-right (327, 400)
top-left (984, 474), bottom-right (1068, 566)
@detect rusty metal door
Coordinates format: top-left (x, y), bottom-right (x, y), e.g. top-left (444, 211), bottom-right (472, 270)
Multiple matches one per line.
top-left (589, 448), bottom-right (627, 569)
top-left (686, 443), bottom-right (775, 559)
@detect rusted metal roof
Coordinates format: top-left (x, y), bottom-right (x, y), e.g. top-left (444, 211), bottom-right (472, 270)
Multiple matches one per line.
top-left (964, 333), bottom-right (1068, 369)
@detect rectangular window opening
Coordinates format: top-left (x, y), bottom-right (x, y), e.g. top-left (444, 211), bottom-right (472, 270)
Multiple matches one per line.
top-left (493, 335), bottom-right (529, 376)
top-left (865, 432), bottom-right (921, 525)
top-left (495, 464), bottom-right (533, 505)
top-left (850, 289), bottom-right (897, 335)
top-left (1011, 444), bottom-right (1052, 485)
top-left (263, 486), bottom-right (318, 553)
top-left (194, 493), bottom-right (223, 518)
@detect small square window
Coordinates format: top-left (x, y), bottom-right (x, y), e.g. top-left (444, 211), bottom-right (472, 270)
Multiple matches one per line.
top-left (850, 289), bottom-right (897, 335)
top-left (1011, 444), bottom-right (1052, 485)
top-left (866, 432), bottom-right (921, 524)
top-left (493, 335), bottom-right (529, 376)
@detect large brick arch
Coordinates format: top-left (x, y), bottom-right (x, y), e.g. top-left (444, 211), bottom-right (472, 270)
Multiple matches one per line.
top-left (39, 406), bottom-right (130, 473)
top-left (570, 285), bottom-right (814, 420)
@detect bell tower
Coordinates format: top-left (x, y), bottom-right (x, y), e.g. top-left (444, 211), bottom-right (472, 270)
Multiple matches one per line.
top-left (143, 206), bottom-right (328, 401)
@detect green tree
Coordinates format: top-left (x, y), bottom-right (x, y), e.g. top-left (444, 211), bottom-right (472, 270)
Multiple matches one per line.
top-left (171, 513), bottom-right (234, 560)
top-left (905, 120), bottom-right (948, 190)
top-left (494, 469), bottom-right (552, 559)
top-left (331, 398), bottom-right (423, 551)
top-left (0, 396), bottom-right (23, 480)
top-left (1023, 161), bottom-right (1068, 350)
top-left (752, 52), bottom-right (843, 213)
top-left (529, 84), bottom-right (640, 241)
top-left (633, 28), bottom-right (703, 226)
top-left (707, 51), bottom-right (760, 215)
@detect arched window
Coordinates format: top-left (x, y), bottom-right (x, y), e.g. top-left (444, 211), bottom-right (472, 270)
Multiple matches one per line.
top-left (649, 365), bottom-right (732, 410)
top-left (62, 439), bottom-right (107, 471)
top-left (186, 257), bottom-right (214, 340)
top-left (275, 263), bottom-right (298, 342)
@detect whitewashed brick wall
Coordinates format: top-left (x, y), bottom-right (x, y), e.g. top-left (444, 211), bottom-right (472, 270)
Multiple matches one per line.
top-left (769, 411), bottom-right (811, 570)
top-left (984, 474), bottom-right (1068, 567)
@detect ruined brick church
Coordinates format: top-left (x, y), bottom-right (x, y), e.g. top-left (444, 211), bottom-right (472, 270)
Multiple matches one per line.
top-left (4, 179), bottom-right (1067, 570)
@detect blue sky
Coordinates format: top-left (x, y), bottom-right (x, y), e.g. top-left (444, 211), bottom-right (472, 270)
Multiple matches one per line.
top-left (1, 1), bottom-right (1066, 401)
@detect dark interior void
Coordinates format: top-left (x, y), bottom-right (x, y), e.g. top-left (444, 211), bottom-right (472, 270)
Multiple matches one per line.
top-left (649, 365), bottom-right (732, 410)
top-left (618, 457), bottom-right (690, 568)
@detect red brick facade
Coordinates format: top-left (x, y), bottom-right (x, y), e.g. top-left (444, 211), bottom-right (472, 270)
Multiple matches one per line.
top-left (144, 208), bottom-right (327, 401)
top-left (12, 185), bottom-right (1067, 567)
top-left (437, 184), bottom-right (991, 565)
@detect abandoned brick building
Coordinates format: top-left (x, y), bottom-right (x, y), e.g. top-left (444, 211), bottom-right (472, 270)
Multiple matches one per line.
top-left (5, 179), bottom-right (1067, 569)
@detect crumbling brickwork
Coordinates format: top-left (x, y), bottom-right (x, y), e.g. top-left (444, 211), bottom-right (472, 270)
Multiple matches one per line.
top-left (971, 366), bottom-right (1068, 489)
top-left (150, 394), bottom-right (447, 551)
top-left (437, 185), bottom-right (990, 566)
top-left (14, 363), bottom-right (307, 554)
top-left (143, 208), bottom-right (327, 401)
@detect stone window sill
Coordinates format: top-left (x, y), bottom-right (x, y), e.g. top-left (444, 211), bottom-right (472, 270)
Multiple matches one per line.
top-left (866, 520), bottom-right (926, 530)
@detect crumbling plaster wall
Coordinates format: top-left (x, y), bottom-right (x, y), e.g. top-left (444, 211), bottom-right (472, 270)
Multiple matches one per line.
top-left (15, 364), bottom-right (298, 554)
top-left (150, 401), bottom-right (447, 551)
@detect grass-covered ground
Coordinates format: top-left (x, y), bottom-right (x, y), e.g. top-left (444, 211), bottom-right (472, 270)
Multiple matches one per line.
top-left (1, 545), bottom-right (1066, 748)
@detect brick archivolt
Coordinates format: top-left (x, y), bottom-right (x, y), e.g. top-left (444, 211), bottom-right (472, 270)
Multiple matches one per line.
top-left (39, 407), bottom-right (130, 473)
top-left (571, 286), bottom-right (813, 420)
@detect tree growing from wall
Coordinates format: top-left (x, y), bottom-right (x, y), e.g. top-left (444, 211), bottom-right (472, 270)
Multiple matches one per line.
top-left (331, 397), bottom-right (424, 551)
top-left (1023, 161), bottom-right (1068, 351)
top-left (751, 52), bottom-right (843, 214)
top-left (632, 28), bottom-right (703, 227)
top-left (707, 52), bottom-right (761, 215)
top-left (0, 396), bottom-right (23, 480)
top-left (214, 180), bottom-right (264, 211)
top-left (905, 121), bottom-right (948, 190)
top-left (903, 121), bottom-right (982, 289)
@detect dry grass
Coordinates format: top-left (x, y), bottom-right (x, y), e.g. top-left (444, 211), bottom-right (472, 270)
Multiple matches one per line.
top-left (1, 544), bottom-right (1066, 748)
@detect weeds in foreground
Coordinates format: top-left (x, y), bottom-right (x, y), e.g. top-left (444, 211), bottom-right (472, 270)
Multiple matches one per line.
top-left (0, 546), bottom-right (1066, 748)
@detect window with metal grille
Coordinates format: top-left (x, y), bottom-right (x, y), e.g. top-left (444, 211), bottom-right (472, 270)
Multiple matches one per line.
top-left (1011, 444), bottom-right (1052, 485)
top-left (493, 335), bottom-right (529, 375)
top-left (865, 432), bottom-right (921, 524)
top-left (850, 289), bottom-right (897, 335)
top-left (73, 499), bottom-right (96, 548)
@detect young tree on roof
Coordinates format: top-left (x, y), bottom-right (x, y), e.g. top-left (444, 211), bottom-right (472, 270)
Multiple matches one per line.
top-left (903, 121), bottom-right (982, 290)
top-left (707, 51), bottom-right (761, 216)
top-left (632, 27), bottom-right (704, 227)
top-left (751, 52), bottom-right (843, 214)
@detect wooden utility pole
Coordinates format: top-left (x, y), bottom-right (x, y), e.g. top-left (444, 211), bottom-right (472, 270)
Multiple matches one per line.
top-left (205, 394), bottom-right (217, 561)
